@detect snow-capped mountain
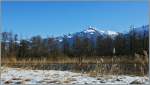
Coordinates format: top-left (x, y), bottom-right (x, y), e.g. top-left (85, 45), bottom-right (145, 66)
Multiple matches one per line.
top-left (83, 27), bottom-right (118, 36)
top-left (56, 26), bottom-right (118, 42)
top-left (54, 26), bottom-right (120, 50)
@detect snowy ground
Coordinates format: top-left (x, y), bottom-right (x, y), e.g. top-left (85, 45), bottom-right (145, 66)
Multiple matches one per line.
top-left (1, 67), bottom-right (149, 84)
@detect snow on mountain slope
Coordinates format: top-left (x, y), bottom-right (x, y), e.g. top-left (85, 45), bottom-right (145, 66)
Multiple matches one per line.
top-left (83, 26), bottom-right (118, 36)
top-left (67, 34), bottom-right (73, 38)
top-left (105, 30), bottom-right (118, 35)
top-left (84, 28), bottom-right (96, 33)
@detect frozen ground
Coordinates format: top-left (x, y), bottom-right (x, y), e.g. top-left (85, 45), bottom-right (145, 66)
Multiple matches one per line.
top-left (1, 67), bottom-right (149, 84)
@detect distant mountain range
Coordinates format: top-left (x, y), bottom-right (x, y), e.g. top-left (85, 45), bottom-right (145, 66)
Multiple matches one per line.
top-left (56, 25), bottom-right (149, 43)
top-left (1, 25), bottom-right (149, 44)
top-left (56, 26), bottom-right (119, 42)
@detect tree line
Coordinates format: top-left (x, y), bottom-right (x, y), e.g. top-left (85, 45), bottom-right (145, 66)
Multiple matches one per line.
top-left (1, 25), bottom-right (149, 61)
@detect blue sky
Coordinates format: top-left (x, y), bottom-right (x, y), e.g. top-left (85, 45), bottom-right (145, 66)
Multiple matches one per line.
top-left (2, 1), bottom-right (149, 38)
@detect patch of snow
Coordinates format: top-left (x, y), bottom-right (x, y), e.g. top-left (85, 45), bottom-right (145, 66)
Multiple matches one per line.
top-left (1, 67), bottom-right (149, 84)
top-left (105, 30), bottom-right (118, 35)
top-left (83, 27), bottom-right (118, 37)
top-left (66, 34), bottom-right (72, 38)
top-left (90, 32), bottom-right (94, 34)
top-left (58, 39), bottom-right (63, 42)
top-left (84, 29), bottom-right (96, 33)
top-left (99, 30), bottom-right (105, 34)
top-left (67, 35), bottom-right (72, 38)
top-left (15, 41), bottom-right (20, 43)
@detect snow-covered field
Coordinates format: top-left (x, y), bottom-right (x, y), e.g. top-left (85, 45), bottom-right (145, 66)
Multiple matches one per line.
top-left (1, 67), bottom-right (149, 84)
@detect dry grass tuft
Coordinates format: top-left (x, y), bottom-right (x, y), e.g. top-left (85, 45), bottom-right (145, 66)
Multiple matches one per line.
top-left (12, 77), bottom-right (22, 80)
top-left (63, 80), bottom-right (70, 83)
top-left (24, 78), bottom-right (31, 81)
top-left (88, 71), bottom-right (97, 77)
top-left (4, 80), bottom-right (13, 84)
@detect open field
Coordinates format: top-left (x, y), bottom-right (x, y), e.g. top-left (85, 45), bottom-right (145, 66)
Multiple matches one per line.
top-left (1, 66), bottom-right (149, 84)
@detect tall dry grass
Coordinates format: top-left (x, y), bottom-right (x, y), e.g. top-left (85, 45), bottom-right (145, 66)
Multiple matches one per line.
top-left (134, 50), bottom-right (149, 76)
top-left (88, 50), bottom-right (149, 77)
top-left (1, 50), bottom-right (149, 76)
